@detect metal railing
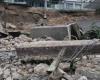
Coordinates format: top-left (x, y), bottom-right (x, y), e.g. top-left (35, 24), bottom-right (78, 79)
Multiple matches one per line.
top-left (3, 0), bottom-right (95, 11)
top-left (27, 1), bottom-right (94, 11)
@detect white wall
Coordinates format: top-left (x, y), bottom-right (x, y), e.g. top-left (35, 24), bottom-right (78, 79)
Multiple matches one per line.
top-left (4, 0), bottom-right (15, 3)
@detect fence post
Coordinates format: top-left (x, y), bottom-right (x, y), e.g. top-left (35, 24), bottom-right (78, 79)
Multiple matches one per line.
top-left (64, 0), bottom-right (67, 10)
top-left (73, 2), bottom-right (76, 10)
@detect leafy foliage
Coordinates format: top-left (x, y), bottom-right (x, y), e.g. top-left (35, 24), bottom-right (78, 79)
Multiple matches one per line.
top-left (90, 23), bottom-right (100, 38)
top-left (84, 23), bottom-right (100, 39)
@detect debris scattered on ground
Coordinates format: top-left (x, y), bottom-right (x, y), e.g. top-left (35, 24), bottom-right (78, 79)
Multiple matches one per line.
top-left (34, 63), bottom-right (49, 75)
top-left (0, 3), bottom-right (99, 80)
top-left (78, 76), bottom-right (88, 80)
top-left (0, 55), bottom-right (99, 80)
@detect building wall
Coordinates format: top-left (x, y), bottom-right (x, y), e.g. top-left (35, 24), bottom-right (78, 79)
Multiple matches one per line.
top-left (4, 0), bottom-right (15, 3)
top-left (3, 0), bottom-right (90, 10)
top-left (87, 0), bottom-right (100, 9)
top-left (50, 1), bottom-right (89, 10)
top-left (4, 0), bottom-right (26, 4)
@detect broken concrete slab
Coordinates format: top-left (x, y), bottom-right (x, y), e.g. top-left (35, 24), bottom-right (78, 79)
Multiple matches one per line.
top-left (76, 67), bottom-right (100, 80)
top-left (34, 63), bottom-right (49, 75)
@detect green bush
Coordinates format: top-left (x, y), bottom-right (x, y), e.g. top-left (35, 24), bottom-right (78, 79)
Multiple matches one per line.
top-left (84, 23), bottom-right (100, 39)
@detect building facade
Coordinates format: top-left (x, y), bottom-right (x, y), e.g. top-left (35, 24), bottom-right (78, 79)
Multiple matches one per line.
top-left (87, 0), bottom-right (100, 9)
top-left (4, 0), bottom-right (27, 4)
top-left (3, 0), bottom-right (91, 10)
top-left (50, 0), bottom-right (90, 10)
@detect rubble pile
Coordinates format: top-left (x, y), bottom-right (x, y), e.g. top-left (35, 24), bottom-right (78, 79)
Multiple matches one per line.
top-left (0, 38), bottom-right (13, 49)
top-left (0, 56), bottom-right (99, 80)
top-left (14, 35), bottom-right (33, 43)
top-left (0, 35), bottom-right (32, 50)
top-left (0, 34), bottom-right (56, 50)
top-left (0, 32), bottom-right (99, 80)
top-left (34, 63), bottom-right (49, 75)
top-left (75, 57), bottom-right (100, 80)
top-left (0, 59), bottom-right (49, 80)
top-left (0, 4), bottom-right (99, 80)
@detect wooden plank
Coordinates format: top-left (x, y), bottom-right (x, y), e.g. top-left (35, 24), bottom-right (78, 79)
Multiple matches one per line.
top-left (48, 47), bottom-right (66, 72)
top-left (16, 39), bottom-right (100, 48)
top-left (16, 39), bottom-right (100, 58)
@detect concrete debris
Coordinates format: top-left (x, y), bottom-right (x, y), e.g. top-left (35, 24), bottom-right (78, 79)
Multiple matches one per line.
top-left (6, 23), bottom-right (16, 29)
top-left (0, 65), bottom-right (23, 80)
top-left (14, 34), bottom-right (33, 43)
top-left (0, 61), bottom-right (49, 80)
top-left (12, 72), bottom-right (23, 80)
top-left (0, 34), bottom-right (99, 80)
top-left (78, 76), bottom-right (88, 80)
top-left (27, 74), bottom-right (48, 80)
top-left (59, 63), bottom-right (70, 70)
top-left (34, 63), bottom-right (49, 75)
top-left (76, 67), bottom-right (100, 80)
top-left (0, 23), bottom-right (5, 33)
top-left (0, 37), bottom-right (99, 80)
top-left (33, 36), bottom-right (55, 41)
top-left (0, 35), bottom-right (31, 50)
top-left (0, 53), bottom-right (99, 80)
top-left (0, 34), bottom-right (55, 51)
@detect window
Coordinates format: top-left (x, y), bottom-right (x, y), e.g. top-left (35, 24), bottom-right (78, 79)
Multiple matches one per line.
top-left (15, 0), bottom-right (25, 2)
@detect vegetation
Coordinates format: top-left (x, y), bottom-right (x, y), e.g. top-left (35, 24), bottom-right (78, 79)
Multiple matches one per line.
top-left (84, 23), bottom-right (100, 39)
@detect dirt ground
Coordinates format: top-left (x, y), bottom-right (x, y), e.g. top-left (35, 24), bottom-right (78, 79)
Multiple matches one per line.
top-left (0, 3), bottom-right (99, 32)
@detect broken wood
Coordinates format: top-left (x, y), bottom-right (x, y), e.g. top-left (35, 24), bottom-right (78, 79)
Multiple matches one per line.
top-left (48, 39), bottom-right (98, 80)
top-left (48, 47), bottom-right (66, 72)
top-left (48, 46), bottom-right (68, 80)
top-left (16, 39), bottom-right (100, 48)
top-left (16, 39), bottom-right (100, 58)
top-left (48, 68), bottom-right (73, 80)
